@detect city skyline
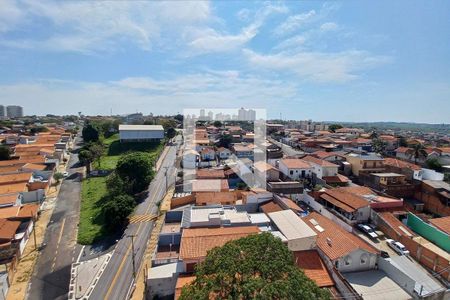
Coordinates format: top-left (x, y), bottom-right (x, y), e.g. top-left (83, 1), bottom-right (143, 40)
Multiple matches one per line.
top-left (0, 1), bottom-right (449, 122)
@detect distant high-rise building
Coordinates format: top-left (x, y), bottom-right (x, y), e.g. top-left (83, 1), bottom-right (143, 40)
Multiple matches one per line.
top-left (6, 105), bottom-right (23, 118)
top-left (0, 105), bottom-right (5, 118)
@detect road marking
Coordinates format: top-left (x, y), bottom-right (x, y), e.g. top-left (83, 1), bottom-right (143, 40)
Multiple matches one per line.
top-left (57, 218), bottom-right (66, 246)
top-left (129, 214), bottom-right (157, 224)
top-left (76, 245), bottom-right (85, 263)
top-left (104, 161), bottom-right (168, 298)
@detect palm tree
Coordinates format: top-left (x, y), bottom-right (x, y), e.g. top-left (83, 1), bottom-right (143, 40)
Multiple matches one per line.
top-left (372, 138), bottom-right (386, 154)
top-left (407, 143), bottom-right (428, 164)
top-left (369, 131), bottom-right (378, 140)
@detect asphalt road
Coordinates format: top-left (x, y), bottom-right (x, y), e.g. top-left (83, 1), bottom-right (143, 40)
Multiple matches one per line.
top-left (88, 137), bottom-right (179, 300)
top-left (27, 135), bottom-right (84, 300)
top-left (268, 137), bottom-right (304, 157)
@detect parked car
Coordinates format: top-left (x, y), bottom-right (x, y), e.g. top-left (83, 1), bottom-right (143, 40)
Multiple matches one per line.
top-left (62, 171), bottom-right (69, 177)
top-left (357, 223), bottom-right (378, 239)
top-left (386, 239), bottom-right (410, 255)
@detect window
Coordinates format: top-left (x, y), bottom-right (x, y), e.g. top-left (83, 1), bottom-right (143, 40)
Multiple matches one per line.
top-left (360, 254), bottom-right (368, 265)
top-left (344, 256), bottom-right (352, 266)
top-left (290, 170), bottom-right (293, 175)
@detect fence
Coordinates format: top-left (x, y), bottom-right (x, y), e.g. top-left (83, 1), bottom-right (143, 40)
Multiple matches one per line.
top-left (407, 213), bottom-right (450, 252)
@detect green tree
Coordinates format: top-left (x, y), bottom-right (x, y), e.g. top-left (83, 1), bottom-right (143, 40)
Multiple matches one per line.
top-left (426, 157), bottom-right (442, 172)
top-left (116, 152), bottom-right (154, 194)
top-left (79, 149), bottom-right (94, 174)
top-left (213, 120), bottom-right (222, 128)
top-left (369, 131), bottom-right (379, 140)
top-left (105, 171), bottom-right (126, 195)
top-left (102, 194), bottom-right (135, 230)
top-left (180, 233), bottom-right (329, 300)
top-left (398, 136), bottom-right (408, 147)
top-left (328, 124), bottom-right (343, 133)
top-left (88, 143), bottom-right (104, 168)
top-left (82, 124), bottom-right (99, 143)
top-left (218, 134), bottom-right (232, 148)
top-left (407, 143), bottom-right (428, 164)
top-left (372, 138), bottom-right (386, 154)
top-left (0, 146), bottom-right (11, 161)
top-left (166, 127), bottom-right (176, 139)
top-left (53, 172), bottom-right (64, 184)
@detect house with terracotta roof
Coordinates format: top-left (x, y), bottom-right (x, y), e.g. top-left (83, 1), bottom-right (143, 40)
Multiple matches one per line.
top-left (345, 152), bottom-right (385, 176)
top-left (379, 135), bottom-right (399, 151)
top-left (384, 157), bottom-right (422, 181)
top-left (302, 156), bottom-right (338, 179)
top-left (199, 147), bottom-right (215, 161)
top-left (303, 212), bottom-right (378, 273)
top-left (190, 179), bottom-right (229, 192)
top-left (253, 161), bottom-right (280, 182)
top-left (179, 226), bottom-right (260, 272)
top-left (428, 216), bottom-right (450, 235)
top-left (318, 188), bottom-right (371, 224)
top-left (294, 250), bottom-right (334, 288)
top-left (278, 158), bottom-right (312, 180)
top-left (216, 147), bottom-right (231, 160)
top-left (195, 169), bottom-right (225, 179)
top-left (311, 151), bottom-right (346, 164)
top-left (195, 192), bottom-right (237, 206)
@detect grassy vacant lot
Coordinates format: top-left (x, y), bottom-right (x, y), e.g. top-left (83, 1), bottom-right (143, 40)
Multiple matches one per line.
top-left (78, 177), bottom-right (108, 245)
top-left (97, 134), bottom-right (164, 170)
top-left (78, 134), bottom-right (165, 244)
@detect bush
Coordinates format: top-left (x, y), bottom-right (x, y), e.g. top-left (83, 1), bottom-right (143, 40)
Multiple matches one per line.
top-left (116, 152), bottom-right (154, 194)
top-left (102, 194), bottom-right (135, 230)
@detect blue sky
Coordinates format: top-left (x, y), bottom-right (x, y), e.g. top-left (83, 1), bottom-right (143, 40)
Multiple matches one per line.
top-left (0, 0), bottom-right (449, 122)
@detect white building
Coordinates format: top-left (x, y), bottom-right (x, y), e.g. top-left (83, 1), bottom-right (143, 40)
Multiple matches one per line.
top-left (119, 124), bottom-right (164, 142)
top-left (268, 210), bottom-right (317, 251)
top-left (278, 158), bottom-right (312, 180)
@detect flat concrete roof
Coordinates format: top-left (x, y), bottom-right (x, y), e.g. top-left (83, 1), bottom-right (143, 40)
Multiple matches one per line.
top-left (119, 124), bottom-right (164, 131)
top-left (371, 173), bottom-right (405, 177)
top-left (268, 210), bottom-right (317, 241)
top-left (344, 270), bottom-right (411, 300)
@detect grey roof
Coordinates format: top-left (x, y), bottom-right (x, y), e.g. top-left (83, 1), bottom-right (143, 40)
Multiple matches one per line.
top-left (268, 210), bottom-right (317, 240)
top-left (423, 180), bottom-right (450, 191)
top-left (347, 152), bottom-right (384, 161)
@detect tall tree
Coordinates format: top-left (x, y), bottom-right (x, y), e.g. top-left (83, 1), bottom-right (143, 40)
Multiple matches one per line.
top-left (398, 136), bottom-right (408, 147)
top-left (426, 157), bottom-right (442, 172)
top-left (180, 233), bottom-right (329, 300)
top-left (87, 143), bottom-right (104, 168)
top-left (328, 124), bottom-right (343, 133)
top-left (218, 134), bottom-right (232, 148)
top-left (78, 149), bottom-right (94, 174)
top-left (408, 143), bottom-right (428, 164)
top-left (372, 138), bottom-right (386, 154)
top-left (166, 127), bottom-right (176, 139)
top-left (116, 152), bottom-right (154, 194)
top-left (82, 124), bottom-right (99, 143)
top-left (369, 131), bottom-right (379, 140)
top-left (0, 146), bottom-right (11, 161)
top-left (102, 194), bottom-right (135, 230)
top-left (213, 120), bottom-right (222, 128)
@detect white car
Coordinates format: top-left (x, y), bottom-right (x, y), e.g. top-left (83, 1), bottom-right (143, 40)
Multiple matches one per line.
top-left (62, 171), bottom-right (69, 177)
top-left (357, 224), bottom-right (378, 239)
top-left (386, 239), bottom-right (410, 255)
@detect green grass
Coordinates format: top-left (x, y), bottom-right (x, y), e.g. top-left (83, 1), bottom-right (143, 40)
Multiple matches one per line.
top-left (78, 134), bottom-right (165, 244)
top-left (78, 177), bottom-right (108, 245)
top-left (96, 134), bottom-right (164, 170)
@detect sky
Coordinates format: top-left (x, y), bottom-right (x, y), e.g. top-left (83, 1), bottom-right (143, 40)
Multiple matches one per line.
top-left (0, 0), bottom-right (449, 123)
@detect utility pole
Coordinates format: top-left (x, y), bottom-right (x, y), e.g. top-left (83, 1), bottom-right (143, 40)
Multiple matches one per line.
top-left (128, 234), bottom-right (136, 280)
top-left (163, 166), bottom-right (170, 190)
top-left (33, 213), bottom-right (37, 250)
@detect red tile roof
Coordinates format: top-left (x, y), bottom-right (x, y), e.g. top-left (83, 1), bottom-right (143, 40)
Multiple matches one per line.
top-left (311, 151), bottom-right (344, 160)
top-left (321, 188), bottom-right (369, 212)
top-left (195, 192), bottom-right (237, 205)
top-left (384, 157), bottom-right (421, 171)
top-left (0, 172), bottom-right (32, 185)
top-left (429, 216), bottom-right (450, 235)
top-left (260, 201), bottom-right (283, 214)
top-left (280, 158), bottom-right (311, 169)
top-left (302, 156), bottom-right (338, 167)
top-left (303, 212), bottom-right (378, 260)
top-left (196, 169), bottom-right (225, 179)
top-left (179, 226), bottom-right (260, 260)
top-left (0, 219), bottom-right (21, 241)
top-left (395, 147), bottom-right (410, 154)
top-left (175, 276), bottom-right (196, 300)
top-left (294, 250), bottom-right (334, 287)
top-left (191, 179), bottom-right (229, 192)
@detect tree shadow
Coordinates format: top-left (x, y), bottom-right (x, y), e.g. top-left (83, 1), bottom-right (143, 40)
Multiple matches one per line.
top-left (108, 140), bottom-right (160, 156)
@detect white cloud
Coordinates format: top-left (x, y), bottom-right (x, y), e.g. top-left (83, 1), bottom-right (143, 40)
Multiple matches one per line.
top-left (186, 3), bottom-right (288, 54)
top-left (1, 0), bottom-right (211, 53)
top-left (272, 10), bottom-right (316, 36)
top-left (0, 72), bottom-right (299, 115)
top-left (0, 0), bottom-right (24, 32)
top-left (244, 49), bottom-right (391, 83)
top-left (320, 22), bottom-right (338, 32)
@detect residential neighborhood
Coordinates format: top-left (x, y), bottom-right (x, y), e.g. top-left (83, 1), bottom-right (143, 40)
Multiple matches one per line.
top-left (1, 1), bottom-right (450, 299)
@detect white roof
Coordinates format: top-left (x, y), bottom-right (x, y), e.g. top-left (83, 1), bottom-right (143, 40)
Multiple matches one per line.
top-left (248, 213), bottom-right (270, 224)
top-left (119, 124), bottom-right (164, 131)
top-left (270, 231), bottom-right (288, 242)
top-left (268, 210), bottom-right (317, 241)
top-left (148, 262), bottom-right (183, 279)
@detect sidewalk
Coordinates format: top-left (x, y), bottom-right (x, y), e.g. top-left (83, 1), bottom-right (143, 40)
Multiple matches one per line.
top-left (6, 159), bottom-right (69, 300)
top-left (130, 187), bottom-right (174, 300)
top-left (155, 143), bottom-right (171, 171)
